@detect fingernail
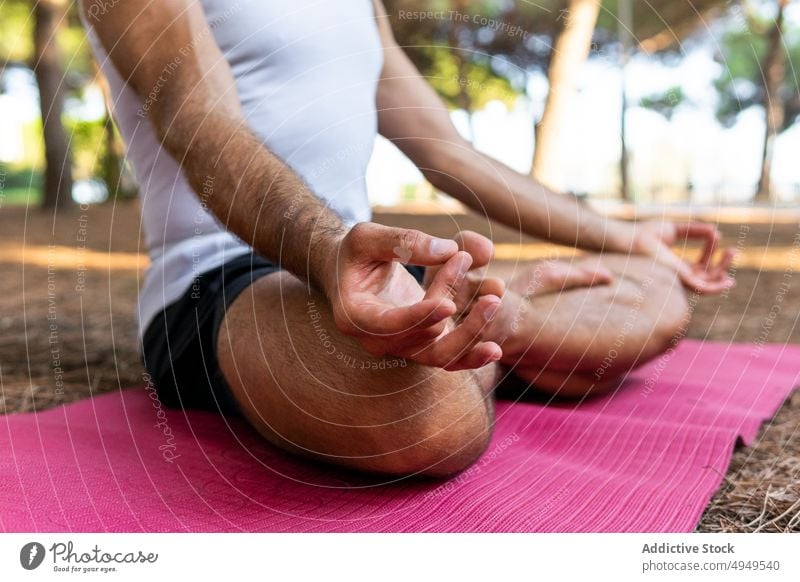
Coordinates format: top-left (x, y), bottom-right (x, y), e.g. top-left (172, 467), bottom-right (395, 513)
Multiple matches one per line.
top-left (439, 299), bottom-right (457, 317)
top-left (483, 300), bottom-right (501, 321)
top-left (430, 238), bottom-right (458, 256)
top-left (483, 343), bottom-right (503, 363)
top-left (456, 251), bottom-right (473, 271)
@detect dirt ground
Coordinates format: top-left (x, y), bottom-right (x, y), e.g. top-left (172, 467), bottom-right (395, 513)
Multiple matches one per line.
top-left (0, 201), bottom-right (798, 532)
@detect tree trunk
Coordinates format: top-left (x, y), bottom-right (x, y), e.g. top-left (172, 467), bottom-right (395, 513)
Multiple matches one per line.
top-left (620, 81), bottom-right (631, 201)
top-left (755, 0), bottom-right (788, 203)
top-left (618, 0), bottom-right (633, 202)
top-left (33, 0), bottom-right (73, 210)
top-left (450, 0), bottom-right (475, 140)
top-left (532, 0), bottom-right (601, 190)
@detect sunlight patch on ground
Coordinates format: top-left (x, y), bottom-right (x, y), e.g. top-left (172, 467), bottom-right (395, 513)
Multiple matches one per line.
top-left (1, 242), bottom-right (797, 273)
top-left (0, 244), bottom-right (144, 271)
top-left (494, 244), bottom-right (798, 271)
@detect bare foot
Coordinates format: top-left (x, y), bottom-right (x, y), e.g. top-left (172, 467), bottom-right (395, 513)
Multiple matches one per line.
top-left (423, 233), bottom-right (616, 366)
top-left (506, 259), bottom-right (614, 299)
top-left (451, 255), bottom-right (615, 366)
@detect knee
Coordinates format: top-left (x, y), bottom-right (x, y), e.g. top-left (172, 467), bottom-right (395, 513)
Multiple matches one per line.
top-left (638, 275), bottom-right (690, 364)
top-left (231, 272), bottom-right (495, 478)
top-left (655, 294), bottom-right (690, 348)
top-left (360, 370), bottom-right (493, 478)
top-left (594, 273), bottom-right (688, 373)
top-left (375, 419), bottom-right (492, 478)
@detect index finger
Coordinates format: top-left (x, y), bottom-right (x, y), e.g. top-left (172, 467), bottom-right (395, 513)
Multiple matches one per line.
top-left (675, 222), bottom-right (720, 269)
top-left (677, 263), bottom-right (734, 295)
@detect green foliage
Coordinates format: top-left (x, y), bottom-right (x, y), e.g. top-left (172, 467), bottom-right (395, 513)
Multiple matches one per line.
top-left (20, 118), bottom-right (45, 169)
top-left (384, 0), bottom-right (559, 112)
top-left (385, 0), bottom-right (735, 115)
top-left (65, 116), bottom-right (106, 181)
top-left (0, 0), bottom-right (34, 63)
top-left (637, 1), bottom-right (800, 134)
top-left (59, 22), bottom-right (95, 78)
top-left (1, 164), bottom-right (41, 190)
top-left (412, 46), bottom-right (518, 110)
top-left (0, 0), bottom-right (91, 74)
top-left (639, 86), bottom-right (686, 119)
top-left (0, 164), bottom-right (42, 206)
top-left (598, 0), bottom-right (729, 51)
top-left (1, 0), bottom-right (109, 203)
top-left (0, 187), bottom-right (40, 205)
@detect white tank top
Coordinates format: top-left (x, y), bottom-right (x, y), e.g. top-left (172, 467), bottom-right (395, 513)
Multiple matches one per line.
top-left (83, 0), bottom-right (383, 336)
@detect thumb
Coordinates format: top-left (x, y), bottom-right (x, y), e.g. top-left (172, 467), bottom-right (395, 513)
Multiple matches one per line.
top-left (350, 223), bottom-right (459, 265)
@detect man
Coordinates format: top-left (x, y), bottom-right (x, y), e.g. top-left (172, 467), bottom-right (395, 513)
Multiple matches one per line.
top-left (81, 0), bottom-right (733, 477)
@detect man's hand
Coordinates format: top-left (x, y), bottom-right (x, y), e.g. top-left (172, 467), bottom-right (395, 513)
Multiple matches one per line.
top-left (323, 223), bottom-right (503, 371)
top-left (631, 220), bottom-right (735, 294)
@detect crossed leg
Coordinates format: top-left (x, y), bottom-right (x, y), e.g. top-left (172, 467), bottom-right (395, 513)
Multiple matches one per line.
top-left (491, 253), bottom-right (690, 397)
top-left (217, 270), bottom-right (500, 478)
top-left (216, 253), bottom-right (689, 476)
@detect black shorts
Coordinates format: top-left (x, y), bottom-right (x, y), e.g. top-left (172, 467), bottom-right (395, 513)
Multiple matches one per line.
top-left (141, 251), bottom-right (426, 415)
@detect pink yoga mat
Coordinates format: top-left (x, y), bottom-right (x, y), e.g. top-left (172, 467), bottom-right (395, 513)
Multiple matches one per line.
top-left (1, 340), bottom-right (797, 532)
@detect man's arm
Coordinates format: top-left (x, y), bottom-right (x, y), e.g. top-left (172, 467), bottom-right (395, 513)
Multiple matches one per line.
top-left (84, 0), bottom-right (344, 292)
top-left (372, 1), bottom-right (632, 253)
top-left (372, 1), bottom-right (733, 293)
top-left (82, 0), bottom-right (503, 369)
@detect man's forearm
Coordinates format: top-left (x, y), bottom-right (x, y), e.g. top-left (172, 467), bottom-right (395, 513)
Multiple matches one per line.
top-left (157, 101), bottom-right (345, 294)
top-left (425, 144), bottom-right (635, 254)
top-left (370, 1), bottom-right (635, 256)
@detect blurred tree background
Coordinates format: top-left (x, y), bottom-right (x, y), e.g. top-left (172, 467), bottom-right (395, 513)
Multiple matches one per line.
top-left (713, 0), bottom-right (800, 201)
top-left (0, 0), bottom-right (798, 208)
top-left (0, 0), bottom-right (134, 209)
